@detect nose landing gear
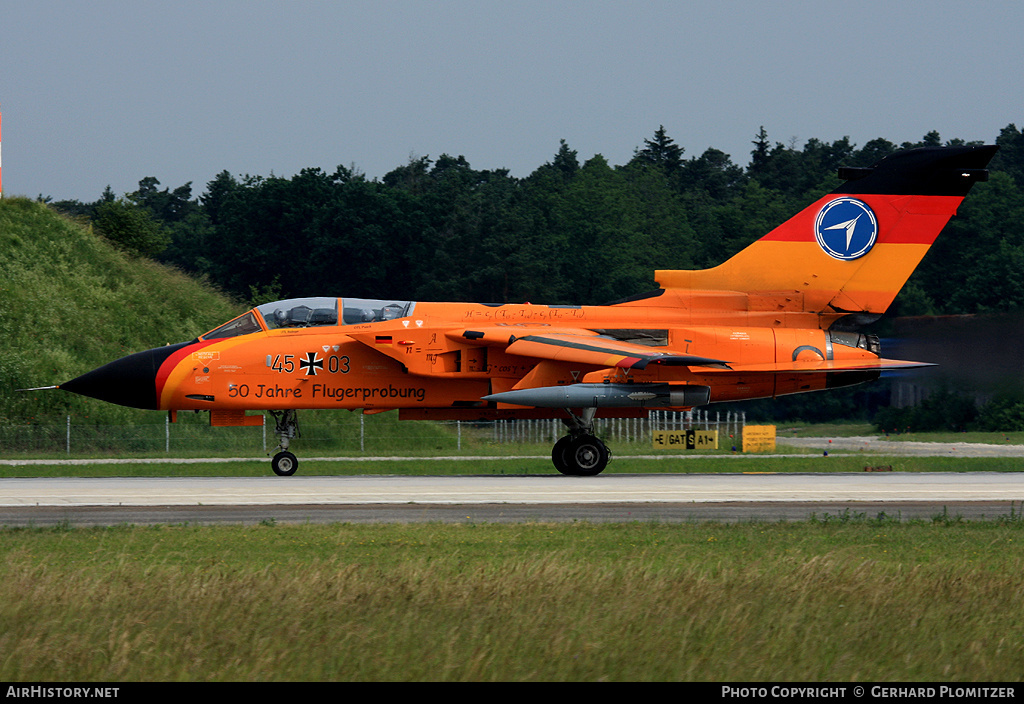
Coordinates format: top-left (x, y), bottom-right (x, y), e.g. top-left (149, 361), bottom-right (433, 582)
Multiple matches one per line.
top-left (269, 409), bottom-right (300, 476)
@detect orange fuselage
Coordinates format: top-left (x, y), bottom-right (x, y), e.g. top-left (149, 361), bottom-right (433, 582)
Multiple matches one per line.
top-left (158, 299), bottom-right (878, 421)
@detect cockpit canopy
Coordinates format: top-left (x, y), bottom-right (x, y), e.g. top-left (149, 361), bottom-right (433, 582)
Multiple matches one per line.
top-left (201, 297), bottom-right (415, 340)
top-left (259, 297), bottom-right (339, 329)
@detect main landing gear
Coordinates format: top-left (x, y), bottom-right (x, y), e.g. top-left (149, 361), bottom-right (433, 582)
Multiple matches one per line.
top-left (269, 409), bottom-right (300, 476)
top-left (551, 408), bottom-right (611, 476)
top-left (264, 407), bottom-right (612, 477)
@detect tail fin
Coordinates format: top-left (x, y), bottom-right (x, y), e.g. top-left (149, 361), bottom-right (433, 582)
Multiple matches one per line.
top-left (655, 144), bottom-right (998, 318)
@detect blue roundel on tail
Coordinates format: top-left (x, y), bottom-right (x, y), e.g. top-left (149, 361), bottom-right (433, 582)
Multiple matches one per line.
top-left (814, 198), bottom-right (878, 260)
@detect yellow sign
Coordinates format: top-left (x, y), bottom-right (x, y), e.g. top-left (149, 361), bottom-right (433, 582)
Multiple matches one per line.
top-left (742, 425), bottom-right (776, 452)
top-left (652, 430), bottom-right (719, 450)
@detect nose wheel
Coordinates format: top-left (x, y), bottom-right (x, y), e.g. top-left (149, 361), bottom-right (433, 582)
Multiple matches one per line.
top-left (271, 450), bottom-right (298, 476)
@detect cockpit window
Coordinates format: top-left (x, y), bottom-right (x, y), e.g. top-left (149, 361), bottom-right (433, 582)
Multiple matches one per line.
top-left (257, 297), bottom-right (414, 328)
top-left (202, 311), bottom-right (263, 340)
top-left (202, 297), bottom-right (416, 340)
top-left (257, 298), bottom-right (340, 330)
top-left (341, 298), bottom-right (415, 324)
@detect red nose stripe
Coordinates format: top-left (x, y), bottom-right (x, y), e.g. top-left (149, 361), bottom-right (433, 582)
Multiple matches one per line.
top-left (155, 339), bottom-right (219, 403)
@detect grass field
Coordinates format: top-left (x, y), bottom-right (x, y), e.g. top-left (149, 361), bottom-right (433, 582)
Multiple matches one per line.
top-left (3, 425), bottom-right (1023, 681)
top-left (2, 518), bottom-right (1024, 681)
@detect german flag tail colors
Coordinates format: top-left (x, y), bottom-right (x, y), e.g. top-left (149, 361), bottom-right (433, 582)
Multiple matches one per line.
top-left (655, 145), bottom-right (999, 322)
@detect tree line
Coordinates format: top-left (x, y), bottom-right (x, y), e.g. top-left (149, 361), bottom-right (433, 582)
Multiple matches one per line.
top-left (50, 123), bottom-right (1024, 315)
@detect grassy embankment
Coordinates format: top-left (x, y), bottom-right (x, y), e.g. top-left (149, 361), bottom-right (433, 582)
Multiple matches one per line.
top-left (2, 518), bottom-right (1024, 681)
top-left (0, 197), bottom-right (241, 426)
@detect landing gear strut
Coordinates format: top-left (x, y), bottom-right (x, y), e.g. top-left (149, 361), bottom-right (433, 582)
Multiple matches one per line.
top-left (551, 408), bottom-right (611, 476)
top-left (268, 409), bottom-right (300, 476)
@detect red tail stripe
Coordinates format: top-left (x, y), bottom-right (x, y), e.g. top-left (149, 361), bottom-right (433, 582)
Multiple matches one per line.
top-left (758, 195), bottom-right (963, 245)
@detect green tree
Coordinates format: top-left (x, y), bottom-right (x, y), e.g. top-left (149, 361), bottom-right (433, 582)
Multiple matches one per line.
top-left (549, 139), bottom-right (580, 182)
top-left (91, 198), bottom-right (171, 257)
top-left (633, 125), bottom-right (684, 179)
top-left (975, 395), bottom-right (1024, 431)
top-left (749, 126), bottom-right (771, 176)
top-left (992, 123), bottom-right (1024, 187)
top-left (911, 172), bottom-right (1024, 313)
top-left (550, 155), bottom-right (654, 303)
top-left (850, 137), bottom-right (896, 167)
top-left (900, 130), bottom-right (943, 150)
top-left (130, 177), bottom-right (198, 223)
top-left (677, 147), bottom-right (746, 200)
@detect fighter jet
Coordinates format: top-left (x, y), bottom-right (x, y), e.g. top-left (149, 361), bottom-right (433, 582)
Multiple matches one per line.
top-left (55, 144), bottom-right (998, 476)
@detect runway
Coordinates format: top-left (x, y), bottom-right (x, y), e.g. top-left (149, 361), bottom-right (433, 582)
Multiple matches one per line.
top-left (2, 472), bottom-right (1023, 526)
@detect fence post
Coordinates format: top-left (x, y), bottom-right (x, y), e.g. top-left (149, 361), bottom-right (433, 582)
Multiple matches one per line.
top-left (166, 414), bottom-right (170, 453)
top-left (360, 413), bottom-right (365, 453)
top-left (457, 420), bottom-right (461, 451)
top-left (66, 415), bottom-right (70, 455)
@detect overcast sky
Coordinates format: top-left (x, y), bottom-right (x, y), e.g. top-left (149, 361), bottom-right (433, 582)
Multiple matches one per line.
top-left (2, 0), bottom-right (1021, 202)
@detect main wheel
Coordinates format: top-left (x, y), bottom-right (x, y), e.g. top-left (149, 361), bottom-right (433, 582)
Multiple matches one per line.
top-left (551, 435), bottom-right (574, 475)
top-left (564, 436), bottom-right (610, 476)
top-left (271, 450), bottom-right (299, 476)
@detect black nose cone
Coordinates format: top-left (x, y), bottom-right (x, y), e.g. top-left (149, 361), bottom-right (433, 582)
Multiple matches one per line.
top-left (60, 341), bottom-right (193, 410)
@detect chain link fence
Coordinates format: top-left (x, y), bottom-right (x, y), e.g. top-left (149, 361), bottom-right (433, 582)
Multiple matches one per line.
top-left (489, 410), bottom-right (747, 445)
top-left (0, 410), bottom-right (746, 457)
